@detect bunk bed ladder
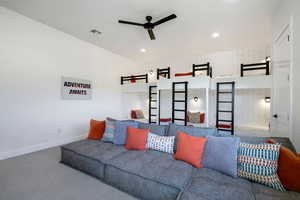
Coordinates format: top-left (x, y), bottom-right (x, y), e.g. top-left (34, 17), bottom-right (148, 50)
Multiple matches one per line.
top-left (172, 82), bottom-right (188, 126)
top-left (149, 86), bottom-right (158, 124)
top-left (216, 82), bottom-right (235, 135)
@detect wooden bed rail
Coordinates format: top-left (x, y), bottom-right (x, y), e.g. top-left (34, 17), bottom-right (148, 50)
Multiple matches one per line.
top-left (157, 67), bottom-right (170, 80)
top-left (240, 61), bottom-right (270, 77)
top-left (192, 62), bottom-right (212, 78)
top-left (121, 74), bottom-right (148, 85)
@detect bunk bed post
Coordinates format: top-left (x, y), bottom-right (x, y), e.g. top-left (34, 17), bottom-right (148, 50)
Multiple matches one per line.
top-left (172, 83), bottom-right (175, 123)
top-left (206, 62), bottom-right (210, 76)
top-left (240, 64), bottom-right (244, 77)
top-left (148, 86), bottom-right (151, 124)
top-left (146, 74), bottom-right (149, 83)
top-left (158, 90), bottom-right (161, 125)
top-left (231, 82), bottom-right (235, 135)
top-left (168, 67), bottom-right (171, 79)
top-left (156, 68), bottom-right (159, 80)
top-left (266, 61), bottom-right (270, 75)
top-left (206, 87), bottom-right (210, 127)
top-left (209, 67), bottom-right (213, 78)
top-left (192, 64), bottom-right (196, 77)
top-left (184, 83), bottom-right (188, 126)
top-left (121, 77), bottom-right (124, 85)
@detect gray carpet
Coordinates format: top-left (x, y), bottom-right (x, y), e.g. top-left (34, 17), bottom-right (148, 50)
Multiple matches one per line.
top-left (0, 147), bottom-right (137, 200)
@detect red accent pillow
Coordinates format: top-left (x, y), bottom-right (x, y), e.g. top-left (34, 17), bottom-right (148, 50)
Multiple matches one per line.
top-left (125, 126), bottom-right (149, 150)
top-left (267, 139), bottom-right (300, 192)
top-left (131, 110), bottom-right (137, 119)
top-left (175, 72), bottom-right (193, 77)
top-left (87, 119), bottom-right (105, 140)
top-left (200, 113), bottom-right (205, 123)
top-left (174, 132), bottom-right (208, 168)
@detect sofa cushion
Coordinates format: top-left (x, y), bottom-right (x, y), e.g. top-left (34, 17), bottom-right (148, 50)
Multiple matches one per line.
top-left (114, 121), bottom-right (138, 145)
top-left (202, 136), bottom-right (240, 177)
top-left (167, 123), bottom-right (217, 137)
top-left (179, 168), bottom-right (255, 200)
top-left (61, 139), bottom-right (127, 179)
top-left (137, 122), bottom-right (168, 136)
top-left (105, 150), bottom-right (193, 200)
top-left (252, 182), bottom-right (300, 200)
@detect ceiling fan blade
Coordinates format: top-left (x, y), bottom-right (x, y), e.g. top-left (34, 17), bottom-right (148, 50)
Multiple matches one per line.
top-left (148, 29), bottom-right (156, 40)
top-left (118, 20), bottom-right (144, 26)
top-left (153, 14), bottom-right (177, 26)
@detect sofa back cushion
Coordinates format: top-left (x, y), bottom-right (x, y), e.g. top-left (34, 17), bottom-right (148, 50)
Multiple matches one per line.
top-left (137, 122), bottom-right (168, 136)
top-left (174, 132), bottom-right (207, 168)
top-left (125, 126), bottom-right (149, 150)
top-left (147, 133), bottom-right (175, 154)
top-left (167, 123), bottom-right (217, 137)
top-left (114, 121), bottom-right (139, 145)
top-left (203, 135), bottom-right (240, 177)
top-left (87, 119), bottom-right (106, 140)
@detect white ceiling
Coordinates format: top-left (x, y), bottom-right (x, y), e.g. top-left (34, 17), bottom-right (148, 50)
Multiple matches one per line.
top-left (0, 0), bottom-right (280, 63)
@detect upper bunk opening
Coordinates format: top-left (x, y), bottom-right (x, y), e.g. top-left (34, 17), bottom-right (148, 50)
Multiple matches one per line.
top-left (174, 62), bottom-right (212, 78)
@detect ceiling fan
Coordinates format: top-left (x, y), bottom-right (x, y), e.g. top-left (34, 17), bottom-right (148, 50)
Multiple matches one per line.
top-left (118, 14), bottom-right (177, 40)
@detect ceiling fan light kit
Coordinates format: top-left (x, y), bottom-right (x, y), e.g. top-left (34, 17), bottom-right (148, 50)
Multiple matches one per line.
top-left (118, 14), bottom-right (177, 40)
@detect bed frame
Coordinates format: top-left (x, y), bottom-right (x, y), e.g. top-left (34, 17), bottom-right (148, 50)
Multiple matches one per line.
top-left (240, 61), bottom-right (270, 77)
top-left (157, 67), bottom-right (170, 80)
top-left (192, 62), bottom-right (212, 78)
top-left (120, 74), bottom-right (148, 85)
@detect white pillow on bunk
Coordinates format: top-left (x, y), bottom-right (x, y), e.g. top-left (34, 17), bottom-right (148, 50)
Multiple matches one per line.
top-left (147, 133), bottom-right (175, 154)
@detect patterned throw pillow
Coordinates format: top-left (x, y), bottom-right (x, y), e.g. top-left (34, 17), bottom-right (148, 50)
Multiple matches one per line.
top-left (238, 143), bottom-right (285, 191)
top-left (101, 119), bottom-right (116, 143)
top-left (147, 133), bottom-right (175, 154)
top-left (187, 112), bottom-right (201, 123)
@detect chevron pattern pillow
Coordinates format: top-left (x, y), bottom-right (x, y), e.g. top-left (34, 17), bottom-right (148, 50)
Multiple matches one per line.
top-left (147, 133), bottom-right (175, 154)
top-left (238, 143), bottom-right (285, 192)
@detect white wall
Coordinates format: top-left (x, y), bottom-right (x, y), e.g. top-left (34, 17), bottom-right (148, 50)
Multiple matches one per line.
top-left (273, 0), bottom-right (300, 152)
top-left (0, 7), bottom-right (139, 160)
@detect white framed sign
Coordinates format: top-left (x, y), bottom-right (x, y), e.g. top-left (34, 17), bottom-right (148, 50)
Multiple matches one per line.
top-left (61, 76), bottom-right (92, 100)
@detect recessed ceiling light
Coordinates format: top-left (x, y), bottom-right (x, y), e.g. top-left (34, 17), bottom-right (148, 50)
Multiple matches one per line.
top-left (140, 48), bottom-right (146, 53)
top-left (212, 32), bottom-right (220, 38)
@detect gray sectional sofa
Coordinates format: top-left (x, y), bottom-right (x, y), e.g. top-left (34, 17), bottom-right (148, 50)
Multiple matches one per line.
top-left (61, 123), bottom-right (300, 200)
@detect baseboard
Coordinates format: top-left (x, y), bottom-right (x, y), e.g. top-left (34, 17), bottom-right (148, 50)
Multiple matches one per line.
top-left (0, 134), bottom-right (86, 160)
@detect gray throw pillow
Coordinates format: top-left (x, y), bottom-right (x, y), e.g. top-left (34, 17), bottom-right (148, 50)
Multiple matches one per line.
top-left (202, 135), bottom-right (240, 177)
top-left (114, 121), bottom-right (138, 145)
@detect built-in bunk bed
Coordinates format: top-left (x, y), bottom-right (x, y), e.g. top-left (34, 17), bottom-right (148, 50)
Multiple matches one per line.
top-left (158, 63), bottom-right (212, 127)
top-left (212, 61), bottom-right (272, 136)
top-left (121, 68), bottom-right (171, 124)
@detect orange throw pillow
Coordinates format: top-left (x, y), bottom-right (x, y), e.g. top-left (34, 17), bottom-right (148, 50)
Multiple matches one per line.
top-left (87, 119), bottom-right (105, 140)
top-left (267, 139), bottom-right (300, 192)
top-left (125, 126), bottom-right (149, 150)
top-left (174, 132), bottom-right (208, 168)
